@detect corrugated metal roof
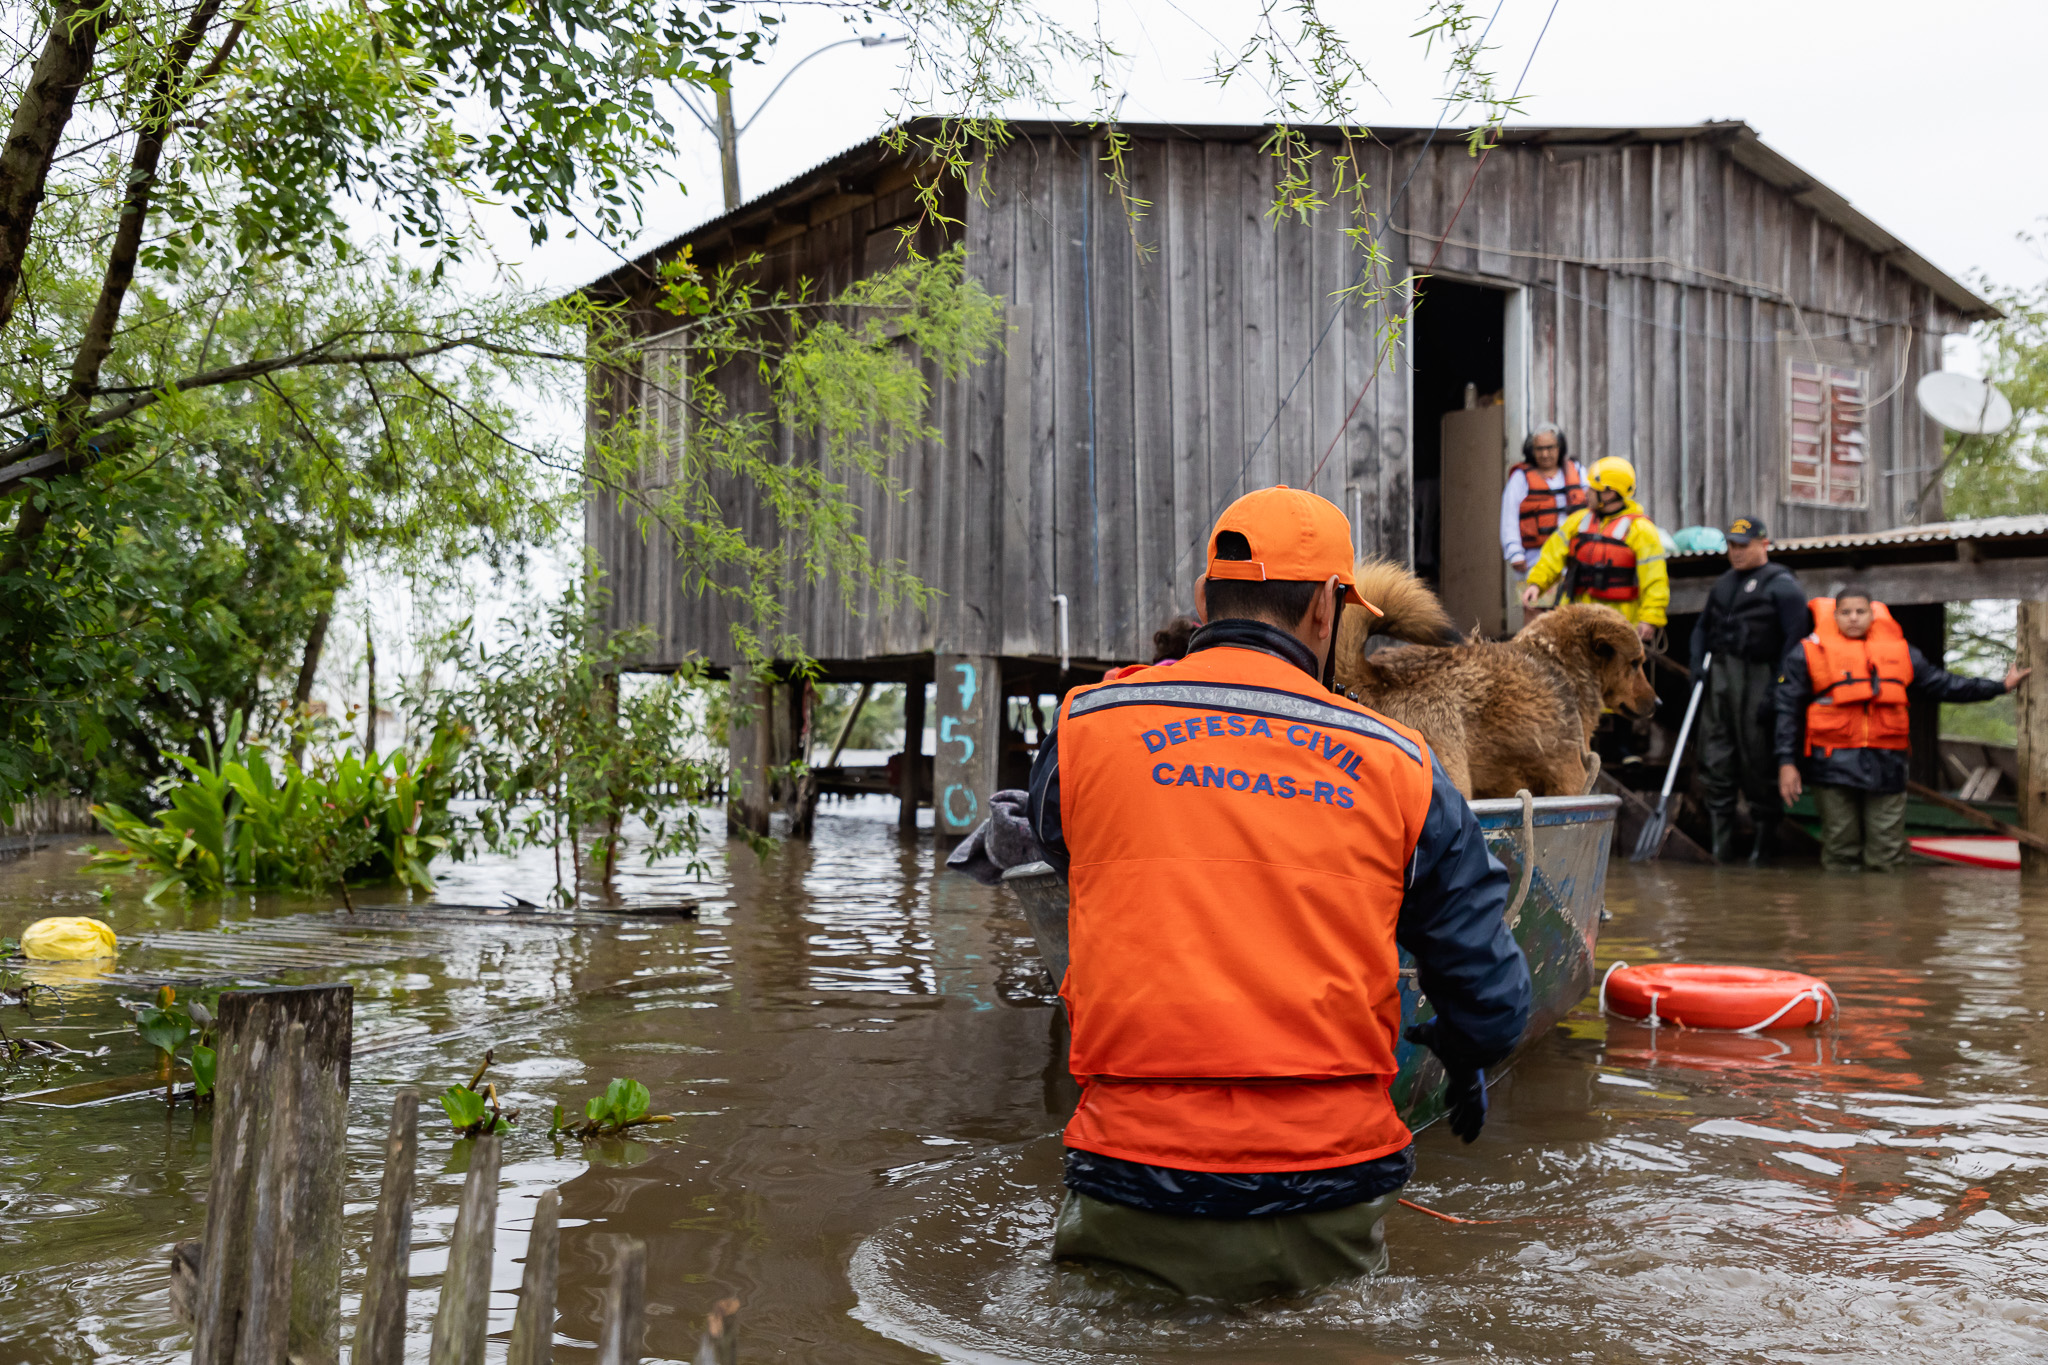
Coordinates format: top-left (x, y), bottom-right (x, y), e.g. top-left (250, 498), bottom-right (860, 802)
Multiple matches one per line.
top-left (1672, 515), bottom-right (2048, 558)
top-left (580, 118), bottom-right (1995, 320)
top-left (1774, 515), bottom-right (2048, 551)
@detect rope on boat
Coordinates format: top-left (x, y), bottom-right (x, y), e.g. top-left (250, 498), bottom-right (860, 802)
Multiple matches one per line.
top-left (1504, 789), bottom-right (1536, 928)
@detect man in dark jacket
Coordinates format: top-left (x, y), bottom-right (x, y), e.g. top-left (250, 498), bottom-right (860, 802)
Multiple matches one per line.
top-left (1690, 517), bottom-right (1811, 863)
top-left (1776, 586), bottom-right (2030, 872)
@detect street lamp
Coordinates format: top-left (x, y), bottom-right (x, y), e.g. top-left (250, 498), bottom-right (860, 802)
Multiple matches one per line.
top-left (682, 34), bottom-right (910, 212)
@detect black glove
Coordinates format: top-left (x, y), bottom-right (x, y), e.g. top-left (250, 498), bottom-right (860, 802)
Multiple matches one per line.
top-left (1404, 1020), bottom-right (1489, 1144)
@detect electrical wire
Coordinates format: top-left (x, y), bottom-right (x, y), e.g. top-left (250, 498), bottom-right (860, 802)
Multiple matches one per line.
top-left (1308, 0), bottom-right (1563, 487)
top-left (1167, 4), bottom-right (1510, 576)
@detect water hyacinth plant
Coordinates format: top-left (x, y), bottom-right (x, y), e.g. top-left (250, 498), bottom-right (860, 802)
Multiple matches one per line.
top-left (442, 1051), bottom-right (515, 1138)
top-left (550, 1078), bottom-right (675, 1141)
top-left (131, 986), bottom-right (216, 1106)
top-left (88, 713), bottom-right (458, 899)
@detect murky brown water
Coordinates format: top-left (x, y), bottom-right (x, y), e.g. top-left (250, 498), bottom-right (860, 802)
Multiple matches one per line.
top-left (4, 800), bottom-right (2047, 1363)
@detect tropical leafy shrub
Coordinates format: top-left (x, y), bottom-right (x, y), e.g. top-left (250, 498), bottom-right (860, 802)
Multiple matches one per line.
top-left (88, 713), bottom-right (458, 899)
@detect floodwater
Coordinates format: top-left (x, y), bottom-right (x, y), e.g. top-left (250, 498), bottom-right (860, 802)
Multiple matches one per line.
top-left (4, 798), bottom-right (2048, 1363)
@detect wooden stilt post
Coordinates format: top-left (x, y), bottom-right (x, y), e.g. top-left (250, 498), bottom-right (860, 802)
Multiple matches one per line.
top-left (507, 1187), bottom-right (560, 1365)
top-left (192, 984), bottom-right (353, 1365)
top-left (726, 665), bottom-right (772, 839)
top-left (351, 1089), bottom-right (418, 1365)
top-left (428, 1133), bottom-right (501, 1365)
top-left (932, 654), bottom-right (1001, 850)
top-left (898, 670), bottom-right (928, 835)
top-left (594, 1237), bottom-right (646, 1365)
top-left (2019, 599), bottom-right (2047, 879)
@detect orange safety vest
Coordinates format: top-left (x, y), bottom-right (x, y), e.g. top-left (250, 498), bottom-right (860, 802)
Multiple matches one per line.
top-left (1512, 458), bottom-right (1588, 549)
top-left (1567, 513), bottom-right (1639, 601)
top-left (1800, 598), bottom-right (1913, 754)
top-left (1053, 644), bottom-right (1435, 1173)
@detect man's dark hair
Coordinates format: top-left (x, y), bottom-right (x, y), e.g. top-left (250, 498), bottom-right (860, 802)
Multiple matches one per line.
top-left (1206, 530), bottom-right (1323, 625)
top-left (1834, 583), bottom-right (1874, 606)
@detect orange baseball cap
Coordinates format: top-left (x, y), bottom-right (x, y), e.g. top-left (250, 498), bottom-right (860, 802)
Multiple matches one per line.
top-left (1205, 485), bottom-right (1378, 612)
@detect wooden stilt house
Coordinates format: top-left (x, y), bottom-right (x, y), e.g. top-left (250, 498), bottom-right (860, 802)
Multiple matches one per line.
top-left (582, 119), bottom-right (1995, 840)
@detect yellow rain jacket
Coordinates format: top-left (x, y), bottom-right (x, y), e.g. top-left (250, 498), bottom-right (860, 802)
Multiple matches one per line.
top-left (1523, 497), bottom-right (1669, 628)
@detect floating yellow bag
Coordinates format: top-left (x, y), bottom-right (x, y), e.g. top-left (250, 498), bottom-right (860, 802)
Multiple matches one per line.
top-left (19, 916), bottom-right (118, 961)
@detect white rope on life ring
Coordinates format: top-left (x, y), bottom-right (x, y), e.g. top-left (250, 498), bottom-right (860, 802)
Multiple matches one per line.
top-left (1599, 959), bottom-right (1627, 1014)
top-left (1599, 960), bottom-right (1664, 1027)
top-left (1734, 982), bottom-right (1839, 1034)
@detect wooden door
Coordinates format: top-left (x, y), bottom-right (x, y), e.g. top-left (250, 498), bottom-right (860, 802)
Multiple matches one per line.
top-left (1439, 405), bottom-right (1506, 638)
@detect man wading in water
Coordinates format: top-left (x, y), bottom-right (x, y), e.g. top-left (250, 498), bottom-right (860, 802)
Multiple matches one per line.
top-left (1027, 486), bottom-right (1532, 1302)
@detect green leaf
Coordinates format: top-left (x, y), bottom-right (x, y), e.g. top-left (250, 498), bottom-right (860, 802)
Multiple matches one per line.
top-left (549, 1102), bottom-right (567, 1133)
top-left (190, 1044), bottom-right (218, 1097)
top-left (135, 1007), bottom-right (192, 1058)
top-left (440, 1085), bottom-right (487, 1131)
top-left (603, 1077), bottom-right (651, 1124)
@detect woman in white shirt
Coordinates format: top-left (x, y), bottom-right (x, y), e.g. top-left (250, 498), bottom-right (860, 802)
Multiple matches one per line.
top-left (1499, 425), bottom-right (1585, 573)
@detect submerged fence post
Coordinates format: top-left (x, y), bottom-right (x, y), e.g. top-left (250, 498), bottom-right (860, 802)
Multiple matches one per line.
top-left (507, 1187), bottom-right (560, 1365)
top-left (351, 1089), bottom-right (419, 1365)
top-left (428, 1132), bottom-right (501, 1365)
top-left (192, 984), bottom-right (353, 1365)
top-left (595, 1238), bottom-right (647, 1365)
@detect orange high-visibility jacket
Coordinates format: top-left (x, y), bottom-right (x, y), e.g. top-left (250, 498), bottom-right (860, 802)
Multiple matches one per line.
top-left (1053, 644), bottom-right (1435, 1173)
top-left (1800, 598), bottom-right (1913, 754)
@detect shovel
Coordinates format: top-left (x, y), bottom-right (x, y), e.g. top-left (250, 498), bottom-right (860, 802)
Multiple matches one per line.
top-left (1631, 652), bottom-right (1709, 862)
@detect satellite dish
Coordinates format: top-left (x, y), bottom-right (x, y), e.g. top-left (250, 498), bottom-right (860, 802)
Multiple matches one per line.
top-left (1916, 371), bottom-right (2014, 435)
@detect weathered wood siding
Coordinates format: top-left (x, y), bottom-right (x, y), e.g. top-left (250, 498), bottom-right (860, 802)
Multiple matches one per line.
top-left (587, 125), bottom-right (1977, 670)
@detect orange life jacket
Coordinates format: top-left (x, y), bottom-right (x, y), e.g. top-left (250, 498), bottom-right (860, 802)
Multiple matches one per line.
top-left (1567, 513), bottom-right (1639, 601)
top-left (1512, 458), bottom-right (1588, 549)
top-left (1800, 598), bottom-right (1913, 754)
top-left (1053, 644), bottom-right (1434, 1173)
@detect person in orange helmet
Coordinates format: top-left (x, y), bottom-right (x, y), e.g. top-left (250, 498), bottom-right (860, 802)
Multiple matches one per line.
top-left (1026, 485), bottom-right (1532, 1302)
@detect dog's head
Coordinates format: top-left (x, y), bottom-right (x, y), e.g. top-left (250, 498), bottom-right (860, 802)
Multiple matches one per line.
top-left (1525, 605), bottom-right (1658, 719)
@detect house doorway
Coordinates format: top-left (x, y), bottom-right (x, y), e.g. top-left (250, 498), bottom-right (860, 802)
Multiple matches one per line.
top-left (1411, 279), bottom-right (1508, 636)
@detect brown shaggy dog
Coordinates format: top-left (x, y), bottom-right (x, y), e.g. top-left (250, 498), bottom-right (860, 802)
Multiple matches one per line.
top-left (1334, 560), bottom-right (1658, 798)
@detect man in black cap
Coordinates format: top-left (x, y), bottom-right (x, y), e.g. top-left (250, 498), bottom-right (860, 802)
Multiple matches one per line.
top-left (1690, 517), bottom-right (1810, 863)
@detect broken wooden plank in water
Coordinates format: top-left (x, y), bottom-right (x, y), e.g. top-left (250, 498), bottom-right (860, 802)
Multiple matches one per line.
top-left (595, 1237), bottom-right (647, 1365)
top-left (353, 1089), bottom-right (419, 1365)
top-left (193, 988), bottom-right (353, 1365)
top-left (350, 901), bottom-right (702, 920)
top-left (507, 1187), bottom-right (560, 1365)
top-left (428, 1132), bottom-right (501, 1365)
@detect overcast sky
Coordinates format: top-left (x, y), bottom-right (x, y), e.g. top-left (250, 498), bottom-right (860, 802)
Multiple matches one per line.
top-left (493, 0), bottom-right (2048, 343)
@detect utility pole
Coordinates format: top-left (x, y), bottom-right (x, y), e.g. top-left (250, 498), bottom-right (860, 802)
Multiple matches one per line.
top-left (714, 71), bottom-right (741, 211)
top-left (684, 37), bottom-right (905, 215)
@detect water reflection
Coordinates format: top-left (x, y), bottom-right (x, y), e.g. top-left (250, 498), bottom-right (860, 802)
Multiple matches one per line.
top-left (2, 809), bottom-right (2048, 1361)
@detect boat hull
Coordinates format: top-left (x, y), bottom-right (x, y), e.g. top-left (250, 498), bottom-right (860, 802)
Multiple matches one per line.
top-left (1000, 793), bottom-right (1617, 1132)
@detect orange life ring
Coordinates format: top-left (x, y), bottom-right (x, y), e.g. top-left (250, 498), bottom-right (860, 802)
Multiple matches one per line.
top-left (1599, 963), bottom-right (1836, 1031)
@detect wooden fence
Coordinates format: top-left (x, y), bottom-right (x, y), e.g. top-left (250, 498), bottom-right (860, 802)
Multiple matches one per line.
top-left (170, 984), bottom-right (739, 1364)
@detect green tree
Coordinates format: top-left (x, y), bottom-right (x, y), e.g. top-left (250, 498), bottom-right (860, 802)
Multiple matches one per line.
top-left (415, 574), bottom-right (723, 902)
top-left (1941, 262), bottom-right (2048, 520)
top-left (2, 0), bottom-right (1520, 808)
